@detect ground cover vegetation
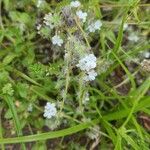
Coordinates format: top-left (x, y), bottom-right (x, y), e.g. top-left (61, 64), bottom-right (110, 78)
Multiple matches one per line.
top-left (0, 0), bottom-right (150, 149)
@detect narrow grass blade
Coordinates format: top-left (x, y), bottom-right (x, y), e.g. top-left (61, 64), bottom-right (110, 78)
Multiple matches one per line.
top-left (103, 96), bottom-right (150, 121)
top-left (14, 69), bottom-right (41, 86)
top-left (0, 107), bottom-right (5, 150)
top-left (121, 133), bottom-right (140, 150)
top-left (0, 119), bottom-right (99, 144)
top-left (4, 96), bottom-right (26, 149)
top-left (112, 9), bottom-right (128, 54)
top-left (122, 76), bottom-right (150, 126)
top-left (112, 51), bottom-right (136, 91)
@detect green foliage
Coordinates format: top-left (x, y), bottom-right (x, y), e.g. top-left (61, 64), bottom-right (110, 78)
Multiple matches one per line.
top-left (2, 83), bottom-right (14, 96)
top-left (0, 0), bottom-right (149, 149)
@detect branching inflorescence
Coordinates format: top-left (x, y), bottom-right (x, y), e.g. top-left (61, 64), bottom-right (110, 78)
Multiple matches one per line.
top-left (36, 0), bottom-right (103, 119)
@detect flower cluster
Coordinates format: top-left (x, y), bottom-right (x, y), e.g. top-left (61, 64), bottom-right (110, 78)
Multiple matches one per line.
top-left (37, 0), bottom-right (103, 48)
top-left (76, 10), bottom-right (87, 23)
top-left (77, 54), bottom-right (97, 81)
top-left (86, 125), bottom-right (100, 140)
top-left (128, 33), bottom-right (139, 42)
top-left (84, 70), bottom-right (98, 81)
top-left (143, 51), bottom-right (150, 59)
top-left (70, 1), bottom-right (87, 22)
top-left (36, 0), bottom-right (103, 118)
top-left (37, 0), bottom-right (44, 8)
top-left (76, 54), bottom-right (96, 72)
top-left (70, 1), bottom-right (81, 8)
top-left (52, 35), bottom-right (63, 46)
top-left (88, 20), bottom-right (102, 33)
top-left (43, 102), bottom-right (57, 119)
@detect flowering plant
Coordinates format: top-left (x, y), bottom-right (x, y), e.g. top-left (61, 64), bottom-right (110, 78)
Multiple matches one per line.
top-left (0, 0), bottom-right (149, 149)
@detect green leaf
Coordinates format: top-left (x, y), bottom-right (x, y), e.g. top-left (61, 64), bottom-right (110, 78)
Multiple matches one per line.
top-left (16, 83), bottom-right (29, 98)
top-left (9, 11), bottom-right (31, 24)
top-left (14, 69), bottom-right (41, 86)
top-left (0, 119), bottom-right (99, 144)
top-left (4, 96), bottom-right (26, 149)
top-left (2, 54), bottom-right (18, 66)
top-left (4, 109), bottom-right (12, 119)
top-left (103, 96), bottom-right (150, 121)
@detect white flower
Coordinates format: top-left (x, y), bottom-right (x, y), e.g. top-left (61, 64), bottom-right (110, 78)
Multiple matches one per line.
top-left (64, 52), bottom-right (69, 60)
top-left (76, 10), bottom-right (87, 22)
top-left (43, 13), bottom-right (54, 28)
top-left (37, 24), bottom-right (41, 30)
top-left (84, 70), bottom-right (97, 81)
top-left (27, 104), bottom-right (33, 112)
top-left (128, 34), bottom-right (139, 42)
top-left (83, 92), bottom-right (90, 104)
top-left (88, 20), bottom-right (102, 32)
top-left (123, 23), bottom-right (128, 31)
top-left (94, 20), bottom-right (102, 30)
top-left (37, 0), bottom-right (44, 8)
top-left (76, 54), bottom-right (97, 72)
top-left (70, 1), bottom-right (81, 7)
top-left (43, 13), bottom-right (61, 29)
top-left (52, 35), bottom-right (63, 46)
top-left (143, 51), bottom-right (150, 59)
top-left (86, 125), bottom-right (100, 140)
top-left (36, 24), bottom-right (42, 34)
top-left (87, 24), bottom-right (95, 33)
top-left (43, 102), bottom-right (57, 119)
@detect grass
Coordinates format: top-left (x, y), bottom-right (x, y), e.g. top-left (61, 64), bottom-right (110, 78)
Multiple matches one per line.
top-left (0, 0), bottom-right (149, 149)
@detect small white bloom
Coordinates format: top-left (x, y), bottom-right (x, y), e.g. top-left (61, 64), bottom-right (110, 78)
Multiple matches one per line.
top-left (64, 52), bottom-right (69, 60)
top-left (70, 1), bottom-right (81, 8)
top-left (37, 24), bottom-right (41, 30)
top-left (37, 0), bottom-right (44, 8)
top-left (94, 20), bottom-right (102, 30)
top-left (83, 92), bottom-right (90, 104)
top-left (128, 34), bottom-right (139, 42)
top-left (43, 13), bottom-right (54, 28)
top-left (27, 104), bottom-right (33, 112)
top-left (52, 35), bottom-right (63, 46)
top-left (43, 102), bottom-right (57, 119)
top-left (84, 70), bottom-right (97, 81)
top-left (76, 10), bottom-right (87, 22)
top-left (88, 24), bottom-right (96, 33)
top-left (88, 20), bottom-right (102, 32)
top-left (86, 125), bottom-right (100, 140)
top-left (37, 24), bottom-right (42, 34)
top-left (143, 51), bottom-right (150, 59)
top-left (123, 23), bottom-right (128, 31)
top-left (76, 54), bottom-right (97, 72)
